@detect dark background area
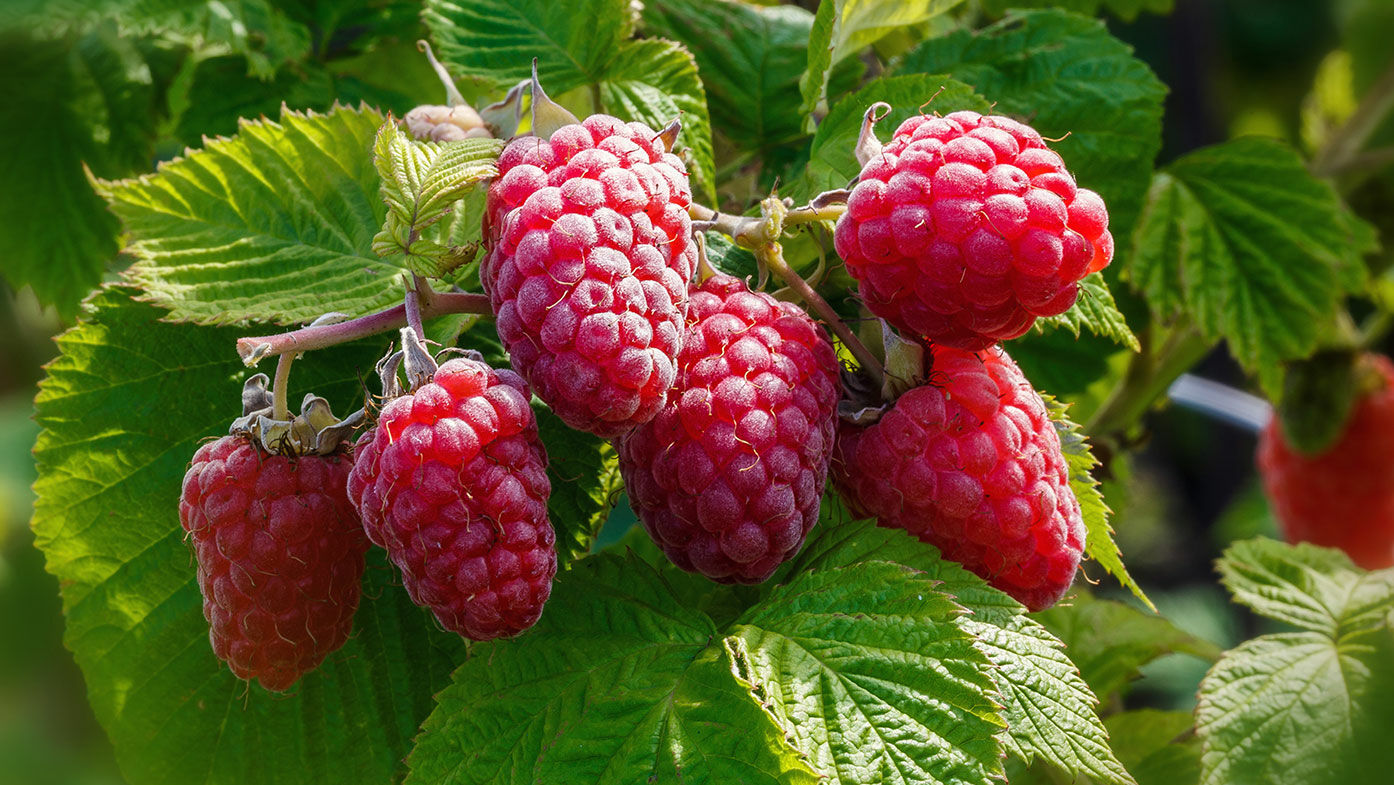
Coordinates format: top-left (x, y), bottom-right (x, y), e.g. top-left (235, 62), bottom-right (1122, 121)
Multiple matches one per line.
top-left (0, 1), bottom-right (1377, 782)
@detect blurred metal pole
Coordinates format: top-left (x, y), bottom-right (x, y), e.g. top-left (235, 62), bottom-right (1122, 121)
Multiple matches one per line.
top-left (1167, 373), bottom-right (1272, 433)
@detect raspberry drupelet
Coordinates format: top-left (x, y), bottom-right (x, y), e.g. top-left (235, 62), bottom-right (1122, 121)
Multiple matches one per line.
top-left (832, 344), bottom-right (1085, 610)
top-left (347, 356), bottom-right (556, 640)
top-left (483, 114), bottom-right (697, 438)
top-left (618, 272), bottom-right (841, 583)
top-left (834, 109), bottom-right (1112, 351)
top-left (180, 435), bottom-right (368, 691)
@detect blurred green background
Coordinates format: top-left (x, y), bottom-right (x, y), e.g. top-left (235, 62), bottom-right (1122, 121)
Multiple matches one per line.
top-left (0, 1), bottom-right (1382, 783)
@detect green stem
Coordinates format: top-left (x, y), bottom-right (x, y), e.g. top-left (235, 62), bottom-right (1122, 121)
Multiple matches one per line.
top-left (1085, 322), bottom-right (1213, 438)
top-left (1362, 309), bottom-right (1394, 347)
top-left (784, 203), bottom-right (847, 225)
top-left (757, 240), bottom-right (885, 385)
top-left (1312, 58), bottom-right (1394, 176)
top-left (272, 351), bottom-right (294, 421)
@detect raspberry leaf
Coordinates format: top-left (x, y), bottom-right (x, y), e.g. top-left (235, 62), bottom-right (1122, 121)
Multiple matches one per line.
top-left (423, 0), bottom-right (716, 199)
top-left (896, 9), bottom-right (1166, 245)
top-left (1101, 710), bottom-right (1200, 785)
top-left (1196, 630), bottom-right (1394, 785)
top-left (371, 119), bottom-right (503, 278)
top-left (97, 105), bottom-right (405, 326)
top-left (32, 289), bottom-right (466, 785)
top-left (1216, 538), bottom-right (1394, 638)
top-left (1127, 137), bottom-right (1376, 395)
top-left (964, 614), bottom-right (1134, 785)
top-left (1046, 397), bottom-right (1154, 610)
top-left (799, 74), bottom-right (989, 198)
top-left (1195, 541), bottom-right (1394, 785)
top-left (1033, 272), bottom-right (1141, 351)
top-left (422, 0), bottom-right (634, 91)
top-left (533, 410), bottom-right (622, 566)
top-left (1033, 591), bottom-right (1222, 701)
top-left (596, 38), bottom-right (717, 202)
top-left (979, 0), bottom-right (1173, 24)
top-left (729, 559), bottom-right (1007, 785)
top-left (406, 551), bottom-right (820, 785)
top-left (781, 509), bottom-right (1134, 785)
top-left (0, 27), bottom-right (156, 318)
top-left (640, 0), bottom-right (820, 153)
top-left (797, 0), bottom-right (969, 133)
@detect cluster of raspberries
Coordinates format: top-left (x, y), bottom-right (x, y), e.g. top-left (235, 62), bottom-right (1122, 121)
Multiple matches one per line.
top-left (179, 104), bottom-right (1108, 690)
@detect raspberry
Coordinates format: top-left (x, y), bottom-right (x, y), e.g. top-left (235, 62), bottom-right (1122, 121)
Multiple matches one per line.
top-left (179, 435), bottom-right (368, 691)
top-left (617, 273), bottom-right (841, 583)
top-left (482, 114), bottom-right (697, 438)
top-left (833, 109), bottom-right (1113, 351)
top-left (1258, 354), bottom-right (1394, 569)
top-left (347, 427), bottom-right (388, 547)
top-left (832, 344), bottom-right (1085, 610)
top-left (348, 356), bottom-right (556, 639)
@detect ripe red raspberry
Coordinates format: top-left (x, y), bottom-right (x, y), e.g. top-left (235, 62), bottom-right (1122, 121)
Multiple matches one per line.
top-left (832, 344), bottom-right (1084, 610)
top-left (482, 114), bottom-right (697, 438)
top-left (347, 427), bottom-right (387, 547)
top-left (833, 109), bottom-right (1112, 351)
top-left (179, 435), bottom-right (367, 691)
top-left (1257, 354), bottom-right (1394, 570)
top-left (617, 273), bottom-right (841, 583)
top-left (348, 356), bottom-right (556, 639)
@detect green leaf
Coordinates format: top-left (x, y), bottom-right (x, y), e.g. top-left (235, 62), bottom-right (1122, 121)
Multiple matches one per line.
top-left (1033, 591), bottom-right (1221, 701)
top-left (422, 0), bottom-right (716, 200)
top-left (32, 288), bottom-right (465, 785)
top-left (1127, 138), bottom-right (1375, 393)
top-left (980, 0), bottom-right (1173, 22)
top-left (641, 0), bottom-right (816, 153)
top-left (1033, 272), bottom-right (1140, 350)
top-left (1104, 710), bottom-right (1200, 785)
top-left (1009, 329), bottom-right (1130, 416)
top-left (422, 0), bottom-right (632, 91)
top-left (795, 513), bottom-right (1128, 783)
top-left (798, 0), bottom-right (968, 132)
top-left (534, 410), bottom-right (621, 566)
top-left (799, 74), bottom-right (989, 199)
top-left (370, 120), bottom-right (502, 277)
top-left (1045, 397), bottom-right (1152, 609)
top-left (896, 9), bottom-right (1167, 245)
top-left (406, 552), bottom-right (819, 785)
top-left (1197, 541), bottom-right (1394, 785)
top-left (964, 614), bottom-right (1132, 785)
top-left (0, 27), bottom-right (157, 317)
top-left (597, 38), bottom-right (716, 202)
top-left (731, 559), bottom-right (1006, 785)
top-left (773, 510), bottom-right (1129, 784)
top-left (1216, 538), bottom-right (1394, 638)
top-left (98, 105), bottom-right (405, 326)
top-left (1196, 629), bottom-right (1394, 785)
top-left (2, 0), bottom-right (312, 79)
top-left (702, 231), bottom-right (759, 279)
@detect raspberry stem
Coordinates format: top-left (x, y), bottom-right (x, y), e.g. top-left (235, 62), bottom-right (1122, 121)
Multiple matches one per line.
top-left (689, 196), bottom-right (879, 383)
top-left (405, 274), bottom-right (428, 345)
top-left (272, 351), bottom-right (294, 420)
top-left (235, 291), bottom-right (491, 366)
top-left (756, 236), bottom-right (885, 386)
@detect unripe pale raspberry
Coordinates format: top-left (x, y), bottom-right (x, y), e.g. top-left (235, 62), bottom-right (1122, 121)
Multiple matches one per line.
top-left (348, 357), bottom-right (556, 639)
top-left (617, 273), bottom-right (841, 583)
top-left (832, 345), bottom-right (1085, 610)
top-left (482, 114), bottom-right (697, 438)
top-left (179, 435), bottom-right (368, 691)
top-left (834, 110), bottom-right (1113, 351)
top-left (1258, 354), bottom-right (1394, 569)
